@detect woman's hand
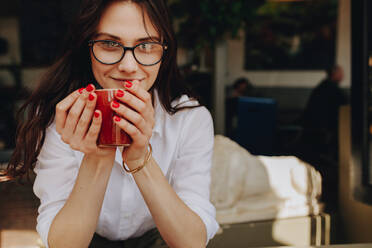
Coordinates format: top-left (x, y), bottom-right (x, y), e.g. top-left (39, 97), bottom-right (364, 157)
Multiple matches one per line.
top-left (111, 80), bottom-right (155, 169)
top-left (55, 84), bottom-right (115, 158)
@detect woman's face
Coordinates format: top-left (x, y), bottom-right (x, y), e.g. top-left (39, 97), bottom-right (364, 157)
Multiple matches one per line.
top-left (90, 1), bottom-right (161, 90)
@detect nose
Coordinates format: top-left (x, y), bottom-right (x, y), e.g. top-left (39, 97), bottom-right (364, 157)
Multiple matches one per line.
top-left (117, 50), bottom-right (138, 73)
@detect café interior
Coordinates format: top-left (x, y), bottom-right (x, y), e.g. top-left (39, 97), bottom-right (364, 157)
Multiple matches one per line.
top-left (1, 0), bottom-right (372, 247)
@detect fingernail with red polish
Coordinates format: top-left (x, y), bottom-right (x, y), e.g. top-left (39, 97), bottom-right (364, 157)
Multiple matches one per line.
top-left (88, 93), bottom-right (95, 101)
top-left (78, 88), bottom-right (85, 94)
top-left (116, 89), bottom-right (124, 97)
top-left (86, 84), bottom-right (94, 92)
top-left (94, 110), bottom-right (100, 118)
top-left (125, 81), bottom-right (132, 88)
top-left (114, 116), bottom-right (121, 122)
top-left (112, 100), bottom-right (120, 108)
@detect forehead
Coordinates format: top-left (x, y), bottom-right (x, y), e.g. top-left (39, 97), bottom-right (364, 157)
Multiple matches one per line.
top-left (96, 1), bottom-right (159, 40)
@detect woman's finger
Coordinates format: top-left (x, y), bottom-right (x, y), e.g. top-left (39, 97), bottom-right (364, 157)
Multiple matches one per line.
top-left (114, 85), bottom-right (155, 137)
top-left (84, 110), bottom-right (102, 147)
top-left (55, 89), bottom-right (82, 134)
top-left (114, 89), bottom-right (147, 115)
top-left (111, 100), bottom-right (150, 136)
top-left (123, 80), bottom-right (152, 104)
top-left (113, 116), bottom-right (147, 147)
top-left (62, 85), bottom-right (95, 141)
top-left (74, 92), bottom-right (97, 140)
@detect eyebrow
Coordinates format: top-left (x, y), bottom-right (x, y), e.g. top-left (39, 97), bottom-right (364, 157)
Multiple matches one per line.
top-left (94, 32), bottom-right (161, 42)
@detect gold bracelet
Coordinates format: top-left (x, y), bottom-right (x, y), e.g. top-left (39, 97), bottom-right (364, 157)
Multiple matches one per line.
top-left (123, 143), bottom-right (152, 174)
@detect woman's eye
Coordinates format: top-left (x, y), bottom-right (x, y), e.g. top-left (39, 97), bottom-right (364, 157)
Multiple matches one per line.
top-left (102, 41), bottom-right (119, 48)
top-left (139, 43), bottom-right (152, 50)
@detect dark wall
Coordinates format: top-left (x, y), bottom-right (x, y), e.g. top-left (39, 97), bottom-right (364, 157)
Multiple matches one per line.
top-left (0, 1), bottom-right (19, 17)
top-left (19, 0), bottom-right (81, 66)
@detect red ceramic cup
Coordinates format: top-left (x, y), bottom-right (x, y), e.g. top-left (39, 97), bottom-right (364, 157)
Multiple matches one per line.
top-left (95, 89), bottom-right (132, 147)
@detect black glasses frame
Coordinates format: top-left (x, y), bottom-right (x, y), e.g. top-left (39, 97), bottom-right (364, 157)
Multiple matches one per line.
top-left (88, 40), bottom-right (168, 66)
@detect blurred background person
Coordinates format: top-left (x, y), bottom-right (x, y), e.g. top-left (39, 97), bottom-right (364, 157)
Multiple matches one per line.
top-left (225, 77), bottom-right (259, 139)
top-left (296, 64), bottom-right (348, 211)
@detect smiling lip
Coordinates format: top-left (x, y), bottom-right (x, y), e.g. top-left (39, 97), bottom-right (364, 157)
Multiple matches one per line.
top-left (112, 78), bottom-right (142, 88)
top-left (112, 78), bottom-right (141, 82)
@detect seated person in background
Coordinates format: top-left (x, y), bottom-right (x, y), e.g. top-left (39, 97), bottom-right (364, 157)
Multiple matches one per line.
top-left (229, 77), bottom-right (254, 98)
top-left (296, 65), bottom-right (348, 211)
top-left (225, 77), bottom-right (259, 139)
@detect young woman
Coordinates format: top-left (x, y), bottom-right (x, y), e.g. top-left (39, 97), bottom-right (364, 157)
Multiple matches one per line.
top-left (4, 0), bottom-right (219, 247)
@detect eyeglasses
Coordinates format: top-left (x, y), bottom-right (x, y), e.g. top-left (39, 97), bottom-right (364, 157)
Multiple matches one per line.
top-left (88, 40), bottom-right (168, 66)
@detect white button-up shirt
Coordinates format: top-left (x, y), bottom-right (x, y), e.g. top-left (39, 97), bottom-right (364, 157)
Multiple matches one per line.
top-left (33, 91), bottom-right (219, 247)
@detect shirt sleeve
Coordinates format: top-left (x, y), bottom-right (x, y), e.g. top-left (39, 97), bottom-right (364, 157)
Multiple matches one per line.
top-left (33, 121), bottom-right (80, 248)
top-left (170, 106), bottom-right (219, 243)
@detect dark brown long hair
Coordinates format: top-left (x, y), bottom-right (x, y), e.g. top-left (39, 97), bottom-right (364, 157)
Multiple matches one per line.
top-left (2, 0), bottom-right (196, 181)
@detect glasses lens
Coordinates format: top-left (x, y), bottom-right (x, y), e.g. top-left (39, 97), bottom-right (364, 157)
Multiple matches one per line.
top-left (92, 41), bottom-right (123, 64)
top-left (134, 42), bottom-right (164, 65)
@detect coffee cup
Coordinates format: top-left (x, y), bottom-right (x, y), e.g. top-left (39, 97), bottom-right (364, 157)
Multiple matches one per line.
top-left (95, 89), bottom-right (132, 147)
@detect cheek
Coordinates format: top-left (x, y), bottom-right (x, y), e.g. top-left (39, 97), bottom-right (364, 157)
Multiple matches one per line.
top-left (143, 66), bottom-right (160, 90)
top-left (91, 59), bottom-right (109, 79)
top-left (90, 52), bottom-right (106, 77)
top-left (90, 58), bottom-right (100, 77)
top-left (150, 65), bottom-right (161, 79)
